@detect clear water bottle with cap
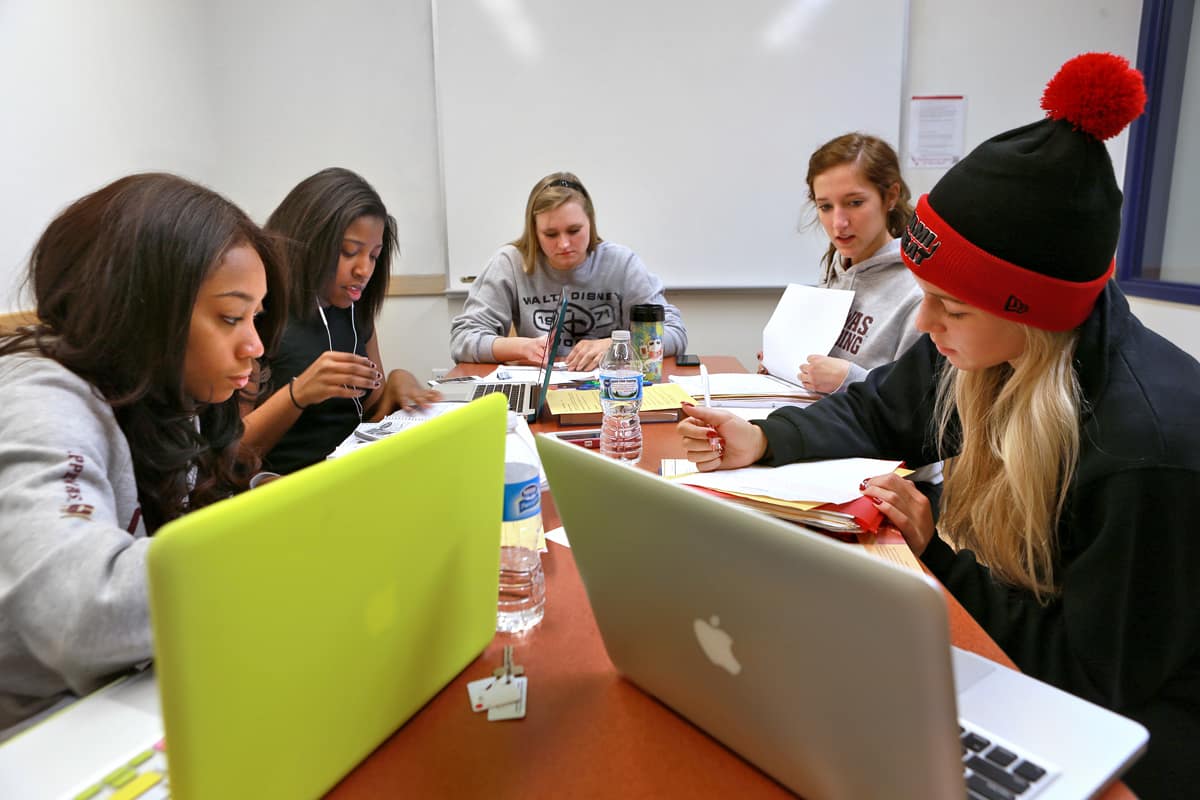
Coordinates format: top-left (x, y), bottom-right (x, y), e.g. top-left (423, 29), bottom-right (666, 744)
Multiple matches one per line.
top-left (497, 412), bottom-right (546, 634)
top-left (599, 330), bottom-right (644, 463)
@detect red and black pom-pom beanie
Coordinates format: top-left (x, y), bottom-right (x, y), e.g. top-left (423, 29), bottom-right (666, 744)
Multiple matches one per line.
top-left (901, 52), bottom-right (1147, 331)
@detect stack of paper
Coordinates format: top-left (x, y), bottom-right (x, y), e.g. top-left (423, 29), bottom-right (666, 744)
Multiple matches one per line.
top-left (661, 457), bottom-right (899, 533)
top-left (667, 372), bottom-right (819, 408)
top-left (661, 458), bottom-right (922, 572)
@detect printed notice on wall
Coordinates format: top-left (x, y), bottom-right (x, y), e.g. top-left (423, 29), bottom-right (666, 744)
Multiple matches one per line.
top-left (907, 95), bottom-right (966, 168)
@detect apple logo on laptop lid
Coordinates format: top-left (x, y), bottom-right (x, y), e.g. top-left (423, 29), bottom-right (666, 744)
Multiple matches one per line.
top-left (694, 615), bottom-right (741, 675)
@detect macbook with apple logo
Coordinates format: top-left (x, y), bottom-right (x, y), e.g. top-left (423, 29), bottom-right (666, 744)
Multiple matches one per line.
top-left (536, 434), bottom-right (1147, 800)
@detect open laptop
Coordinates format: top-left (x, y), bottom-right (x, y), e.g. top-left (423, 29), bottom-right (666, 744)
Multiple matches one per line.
top-left (0, 393), bottom-right (507, 800)
top-left (439, 292), bottom-right (569, 422)
top-left (536, 435), bottom-right (1148, 800)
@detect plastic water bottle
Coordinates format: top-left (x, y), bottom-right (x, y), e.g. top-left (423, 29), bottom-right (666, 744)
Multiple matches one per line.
top-left (599, 330), bottom-right (644, 463)
top-left (496, 413), bottom-right (546, 634)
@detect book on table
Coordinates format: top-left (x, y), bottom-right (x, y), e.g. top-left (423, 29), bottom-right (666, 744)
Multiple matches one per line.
top-left (544, 382), bottom-right (696, 425)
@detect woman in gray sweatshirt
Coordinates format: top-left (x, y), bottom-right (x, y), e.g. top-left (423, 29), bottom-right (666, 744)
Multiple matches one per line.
top-left (764, 133), bottom-right (925, 394)
top-left (449, 171), bottom-right (687, 370)
top-left (0, 173), bottom-right (287, 734)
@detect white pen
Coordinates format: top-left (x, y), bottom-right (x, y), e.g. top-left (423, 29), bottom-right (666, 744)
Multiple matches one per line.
top-left (699, 363), bottom-right (712, 408)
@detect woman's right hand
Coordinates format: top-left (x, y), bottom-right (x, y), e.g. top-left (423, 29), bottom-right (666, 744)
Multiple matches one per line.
top-left (289, 351), bottom-right (382, 408)
top-left (494, 335), bottom-right (549, 366)
top-left (755, 350), bottom-right (768, 374)
top-left (677, 403), bottom-right (768, 471)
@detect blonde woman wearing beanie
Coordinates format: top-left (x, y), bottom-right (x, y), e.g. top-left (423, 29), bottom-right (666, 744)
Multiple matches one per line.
top-left (678, 54), bottom-right (1196, 798)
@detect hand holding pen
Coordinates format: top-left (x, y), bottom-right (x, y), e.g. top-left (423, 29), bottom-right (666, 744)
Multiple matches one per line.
top-left (676, 401), bottom-right (768, 472)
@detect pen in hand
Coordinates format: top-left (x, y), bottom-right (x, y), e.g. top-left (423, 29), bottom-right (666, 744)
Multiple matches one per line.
top-left (699, 363), bottom-right (712, 408)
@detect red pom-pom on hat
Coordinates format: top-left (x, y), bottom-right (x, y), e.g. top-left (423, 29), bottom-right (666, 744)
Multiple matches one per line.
top-left (1041, 52), bottom-right (1146, 141)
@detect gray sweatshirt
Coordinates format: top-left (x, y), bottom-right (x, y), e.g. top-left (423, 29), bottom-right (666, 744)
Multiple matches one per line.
top-left (0, 355), bottom-right (152, 731)
top-left (822, 238), bottom-right (925, 389)
top-left (450, 241), bottom-right (687, 363)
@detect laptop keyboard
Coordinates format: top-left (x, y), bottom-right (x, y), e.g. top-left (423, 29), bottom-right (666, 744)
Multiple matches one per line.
top-left (961, 724), bottom-right (1056, 800)
top-left (471, 382), bottom-right (528, 411)
top-left (71, 739), bottom-right (170, 799)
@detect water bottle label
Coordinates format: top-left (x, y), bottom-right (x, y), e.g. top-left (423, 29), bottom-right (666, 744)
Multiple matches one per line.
top-left (600, 372), bottom-right (643, 402)
top-left (503, 474), bottom-right (541, 521)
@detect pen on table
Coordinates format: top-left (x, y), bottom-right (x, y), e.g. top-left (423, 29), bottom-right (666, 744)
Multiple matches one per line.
top-left (699, 363), bottom-right (712, 408)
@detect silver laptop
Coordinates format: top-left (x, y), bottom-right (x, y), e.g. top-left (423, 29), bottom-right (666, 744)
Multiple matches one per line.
top-left (440, 292), bottom-right (568, 422)
top-left (536, 435), bottom-right (1147, 800)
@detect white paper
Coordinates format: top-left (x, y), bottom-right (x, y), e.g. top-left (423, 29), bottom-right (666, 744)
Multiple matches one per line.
top-left (544, 525), bottom-right (570, 548)
top-left (325, 403), bottom-right (464, 459)
top-left (907, 95), bottom-right (966, 168)
top-left (669, 372), bottom-right (811, 398)
top-left (761, 284), bottom-right (856, 381)
top-left (482, 364), bottom-right (596, 385)
top-left (675, 457), bottom-right (903, 504)
top-left (706, 404), bottom-right (784, 419)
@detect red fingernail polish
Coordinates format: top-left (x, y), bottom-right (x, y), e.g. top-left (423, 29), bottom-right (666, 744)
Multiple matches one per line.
top-left (869, 496), bottom-right (882, 505)
top-left (858, 480), bottom-right (867, 491)
top-left (682, 401), bottom-right (694, 407)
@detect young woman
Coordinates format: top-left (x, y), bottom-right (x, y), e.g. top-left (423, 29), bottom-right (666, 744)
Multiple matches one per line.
top-left (449, 171), bottom-right (687, 370)
top-left (759, 133), bottom-right (923, 394)
top-left (679, 54), bottom-right (1194, 797)
top-left (240, 168), bottom-right (440, 475)
top-left (0, 173), bottom-right (287, 732)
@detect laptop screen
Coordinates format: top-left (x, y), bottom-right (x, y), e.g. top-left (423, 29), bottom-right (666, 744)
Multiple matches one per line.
top-left (532, 291), bottom-right (570, 420)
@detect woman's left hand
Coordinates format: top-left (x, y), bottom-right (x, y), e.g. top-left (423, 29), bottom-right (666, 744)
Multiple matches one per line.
top-left (798, 355), bottom-right (851, 394)
top-left (370, 369), bottom-right (442, 420)
top-left (860, 473), bottom-right (936, 557)
top-left (564, 338), bottom-right (611, 371)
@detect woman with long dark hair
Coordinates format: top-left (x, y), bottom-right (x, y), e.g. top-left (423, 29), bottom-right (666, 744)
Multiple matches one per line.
top-left (0, 172), bottom-right (287, 731)
top-left (240, 168), bottom-right (439, 474)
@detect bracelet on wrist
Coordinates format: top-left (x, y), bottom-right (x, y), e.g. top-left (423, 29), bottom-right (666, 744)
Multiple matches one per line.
top-left (288, 377), bottom-right (308, 410)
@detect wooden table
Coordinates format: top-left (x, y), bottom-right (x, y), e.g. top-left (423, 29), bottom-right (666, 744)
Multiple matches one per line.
top-left (327, 357), bottom-right (1133, 799)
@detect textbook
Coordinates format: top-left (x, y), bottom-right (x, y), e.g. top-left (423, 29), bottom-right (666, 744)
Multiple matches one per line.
top-left (545, 382), bottom-right (696, 425)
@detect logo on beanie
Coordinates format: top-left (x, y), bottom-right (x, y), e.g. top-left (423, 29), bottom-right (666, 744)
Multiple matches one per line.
top-left (902, 216), bottom-right (940, 266)
top-left (1004, 295), bottom-right (1029, 315)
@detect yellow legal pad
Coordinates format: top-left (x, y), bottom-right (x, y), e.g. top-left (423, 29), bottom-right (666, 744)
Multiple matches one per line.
top-left (545, 382), bottom-right (696, 416)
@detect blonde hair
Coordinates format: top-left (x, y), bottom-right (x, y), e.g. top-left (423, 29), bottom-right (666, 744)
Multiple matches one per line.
top-left (511, 171), bottom-right (602, 274)
top-left (806, 133), bottom-right (913, 283)
top-left (934, 327), bottom-right (1082, 601)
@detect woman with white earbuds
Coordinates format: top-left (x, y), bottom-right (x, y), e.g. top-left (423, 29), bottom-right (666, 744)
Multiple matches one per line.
top-left (240, 168), bottom-right (440, 474)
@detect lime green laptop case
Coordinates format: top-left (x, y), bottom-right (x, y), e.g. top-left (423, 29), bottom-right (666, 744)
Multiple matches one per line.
top-left (147, 394), bottom-right (506, 799)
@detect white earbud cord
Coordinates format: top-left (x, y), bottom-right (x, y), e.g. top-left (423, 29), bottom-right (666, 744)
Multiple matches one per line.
top-left (316, 299), bottom-right (363, 422)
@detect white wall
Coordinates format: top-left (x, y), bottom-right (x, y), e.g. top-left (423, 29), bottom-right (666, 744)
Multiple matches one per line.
top-left (5, 0), bottom-right (1199, 376)
top-left (0, 0), bottom-right (218, 306)
top-left (204, 0), bottom-right (445, 274)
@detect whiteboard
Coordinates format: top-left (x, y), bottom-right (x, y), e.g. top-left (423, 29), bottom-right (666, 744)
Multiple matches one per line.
top-left (434, 0), bottom-right (907, 289)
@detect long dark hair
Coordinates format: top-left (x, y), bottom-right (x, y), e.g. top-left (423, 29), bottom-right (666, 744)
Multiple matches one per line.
top-left (806, 133), bottom-right (913, 281)
top-left (265, 167), bottom-right (396, 330)
top-left (0, 173), bottom-right (288, 531)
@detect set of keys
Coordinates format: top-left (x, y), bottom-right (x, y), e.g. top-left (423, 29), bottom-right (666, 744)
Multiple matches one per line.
top-left (466, 646), bottom-right (528, 721)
